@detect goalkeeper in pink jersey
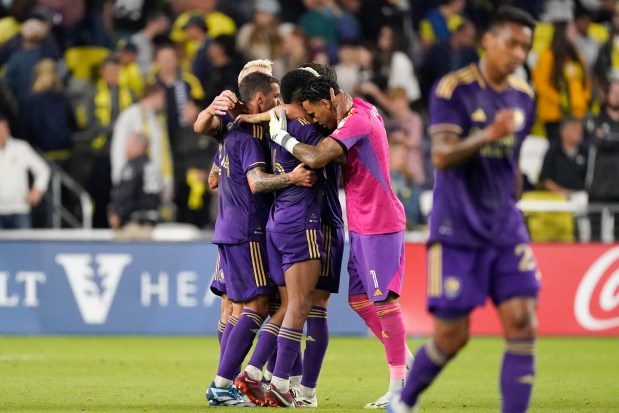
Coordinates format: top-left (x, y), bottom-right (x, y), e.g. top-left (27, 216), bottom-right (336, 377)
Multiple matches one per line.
top-left (268, 76), bottom-right (412, 408)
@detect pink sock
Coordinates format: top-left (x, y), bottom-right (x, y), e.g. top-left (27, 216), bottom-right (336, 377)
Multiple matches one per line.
top-left (376, 303), bottom-right (407, 381)
top-left (348, 294), bottom-right (384, 343)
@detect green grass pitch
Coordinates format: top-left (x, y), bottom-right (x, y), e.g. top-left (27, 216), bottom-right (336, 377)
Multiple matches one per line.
top-left (0, 336), bottom-right (617, 412)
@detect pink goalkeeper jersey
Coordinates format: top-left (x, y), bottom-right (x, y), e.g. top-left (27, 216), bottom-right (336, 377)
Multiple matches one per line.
top-left (331, 98), bottom-right (406, 235)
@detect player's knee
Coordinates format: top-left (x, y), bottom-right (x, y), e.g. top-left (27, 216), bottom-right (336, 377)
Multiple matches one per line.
top-left (435, 323), bottom-right (470, 355)
top-left (507, 311), bottom-right (537, 337)
top-left (312, 290), bottom-right (330, 308)
top-left (244, 295), bottom-right (270, 318)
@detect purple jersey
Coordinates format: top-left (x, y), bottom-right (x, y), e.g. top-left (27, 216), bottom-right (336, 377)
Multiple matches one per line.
top-left (428, 64), bottom-right (535, 247)
top-left (267, 118), bottom-right (324, 233)
top-left (322, 163), bottom-right (344, 228)
top-left (213, 112), bottom-right (235, 142)
top-left (314, 124), bottom-right (344, 228)
top-left (213, 123), bottom-right (272, 244)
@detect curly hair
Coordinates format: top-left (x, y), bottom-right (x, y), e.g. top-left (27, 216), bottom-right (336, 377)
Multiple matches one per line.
top-left (299, 77), bottom-right (340, 104)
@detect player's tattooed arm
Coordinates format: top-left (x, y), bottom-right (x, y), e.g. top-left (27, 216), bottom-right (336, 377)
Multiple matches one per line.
top-left (432, 109), bottom-right (517, 169)
top-left (208, 163), bottom-right (220, 190)
top-left (292, 137), bottom-right (347, 169)
top-left (246, 164), bottom-right (317, 194)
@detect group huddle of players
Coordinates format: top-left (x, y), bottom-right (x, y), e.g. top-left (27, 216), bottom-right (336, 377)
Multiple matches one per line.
top-left (194, 60), bottom-right (410, 408)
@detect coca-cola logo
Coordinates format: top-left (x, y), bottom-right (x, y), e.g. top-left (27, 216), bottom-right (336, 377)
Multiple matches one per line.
top-left (574, 247), bottom-right (619, 331)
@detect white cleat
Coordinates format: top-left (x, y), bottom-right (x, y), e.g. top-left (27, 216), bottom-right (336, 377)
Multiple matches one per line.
top-left (387, 393), bottom-right (419, 413)
top-left (363, 392), bottom-right (394, 409)
top-left (292, 386), bottom-right (318, 408)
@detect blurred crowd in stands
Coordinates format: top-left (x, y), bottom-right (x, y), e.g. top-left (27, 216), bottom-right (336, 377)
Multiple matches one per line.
top-left (0, 0), bottom-right (619, 242)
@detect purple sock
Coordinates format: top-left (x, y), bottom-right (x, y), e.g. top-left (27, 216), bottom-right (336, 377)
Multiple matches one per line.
top-left (217, 319), bottom-right (226, 344)
top-left (400, 341), bottom-right (451, 407)
top-left (266, 351), bottom-right (277, 377)
top-left (301, 306), bottom-right (329, 388)
top-left (217, 309), bottom-right (264, 380)
top-left (290, 346), bottom-right (303, 377)
top-left (218, 315), bottom-right (237, 365)
top-left (247, 322), bottom-right (280, 370)
top-left (273, 327), bottom-right (303, 381)
top-left (501, 339), bottom-right (535, 413)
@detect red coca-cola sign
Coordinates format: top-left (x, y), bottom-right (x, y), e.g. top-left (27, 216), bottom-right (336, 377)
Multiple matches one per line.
top-left (400, 243), bottom-right (619, 336)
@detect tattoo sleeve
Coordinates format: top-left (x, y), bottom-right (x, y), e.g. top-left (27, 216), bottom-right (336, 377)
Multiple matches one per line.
top-left (292, 137), bottom-right (346, 168)
top-left (246, 166), bottom-right (291, 193)
top-left (208, 163), bottom-right (220, 189)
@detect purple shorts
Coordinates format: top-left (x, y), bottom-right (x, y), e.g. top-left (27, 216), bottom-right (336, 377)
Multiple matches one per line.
top-left (348, 231), bottom-right (405, 302)
top-left (267, 228), bottom-right (325, 286)
top-left (315, 224), bottom-right (344, 293)
top-left (427, 242), bottom-right (541, 318)
top-left (210, 250), bottom-right (226, 297)
top-left (218, 242), bottom-right (273, 302)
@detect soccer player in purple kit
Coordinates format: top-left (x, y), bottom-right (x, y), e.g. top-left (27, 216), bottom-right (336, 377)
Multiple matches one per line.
top-left (232, 67), bottom-right (345, 408)
top-left (389, 7), bottom-right (540, 413)
top-left (205, 72), bottom-right (316, 407)
top-left (268, 76), bottom-right (409, 409)
top-left (194, 59), bottom-right (276, 388)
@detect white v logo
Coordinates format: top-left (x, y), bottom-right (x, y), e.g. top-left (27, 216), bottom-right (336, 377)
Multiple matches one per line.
top-left (56, 254), bottom-right (132, 324)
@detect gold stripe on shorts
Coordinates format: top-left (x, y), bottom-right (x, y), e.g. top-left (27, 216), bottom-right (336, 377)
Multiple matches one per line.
top-left (214, 253), bottom-right (221, 281)
top-left (306, 229), bottom-right (320, 260)
top-left (321, 225), bottom-right (331, 276)
top-left (428, 243), bottom-right (443, 297)
top-left (250, 242), bottom-right (267, 287)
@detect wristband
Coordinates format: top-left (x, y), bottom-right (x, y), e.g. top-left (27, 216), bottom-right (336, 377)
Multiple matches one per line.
top-left (273, 130), bottom-right (299, 153)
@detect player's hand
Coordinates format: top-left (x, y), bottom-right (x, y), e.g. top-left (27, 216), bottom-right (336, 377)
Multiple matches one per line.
top-left (269, 108), bottom-right (288, 137)
top-left (235, 112), bottom-right (267, 124)
top-left (288, 163), bottom-right (317, 187)
top-left (330, 88), bottom-right (353, 121)
top-left (206, 90), bottom-right (237, 116)
top-left (485, 109), bottom-right (517, 142)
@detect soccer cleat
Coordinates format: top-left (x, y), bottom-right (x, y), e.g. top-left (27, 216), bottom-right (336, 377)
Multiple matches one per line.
top-left (206, 381), bottom-right (255, 407)
top-left (265, 384), bottom-right (298, 407)
top-left (293, 387), bottom-right (318, 408)
top-left (387, 394), bottom-right (419, 413)
top-left (234, 371), bottom-right (269, 406)
top-left (363, 391), bottom-right (394, 409)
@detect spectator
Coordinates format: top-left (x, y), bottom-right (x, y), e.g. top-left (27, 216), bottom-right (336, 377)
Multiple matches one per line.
top-left (117, 40), bottom-right (144, 98)
top-left (532, 21), bottom-right (591, 144)
top-left (148, 43), bottom-right (204, 152)
top-left (298, 0), bottom-right (341, 55)
top-left (0, 113), bottom-right (50, 229)
top-left (373, 25), bottom-right (421, 103)
top-left (3, 18), bottom-right (49, 106)
top-left (592, 4), bottom-right (619, 100)
top-left (182, 13), bottom-right (213, 90)
top-left (280, 25), bottom-right (312, 74)
top-left (0, 7), bottom-right (61, 67)
top-left (418, 0), bottom-right (466, 54)
top-left (130, 11), bottom-right (170, 77)
top-left (539, 117), bottom-right (588, 195)
top-left (112, 0), bottom-right (164, 40)
top-left (170, 0), bottom-right (237, 63)
top-left (390, 140), bottom-right (421, 228)
top-left (88, 54), bottom-right (135, 228)
top-left (419, 19), bottom-right (478, 102)
top-left (585, 79), bottom-right (619, 203)
top-left (110, 83), bottom-right (172, 201)
top-left (203, 35), bottom-right (244, 108)
top-left (334, 41), bottom-right (360, 94)
top-left (573, 8), bottom-right (601, 72)
top-left (236, 0), bottom-right (283, 63)
top-left (108, 132), bottom-right (162, 239)
top-left (21, 59), bottom-right (77, 167)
